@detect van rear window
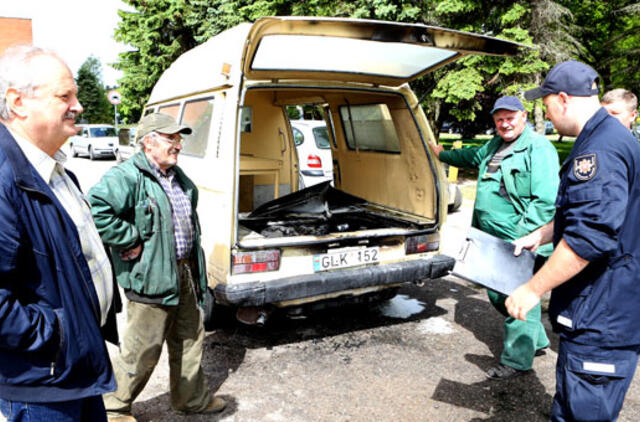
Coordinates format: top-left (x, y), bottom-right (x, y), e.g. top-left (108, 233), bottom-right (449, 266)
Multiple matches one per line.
top-left (180, 97), bottom-right (214, 158)
top-left (339, 104), bottom-right (401, 153)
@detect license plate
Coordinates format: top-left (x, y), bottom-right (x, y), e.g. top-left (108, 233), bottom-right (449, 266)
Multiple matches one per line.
top-left (313, 247), bottom-right (380, 272)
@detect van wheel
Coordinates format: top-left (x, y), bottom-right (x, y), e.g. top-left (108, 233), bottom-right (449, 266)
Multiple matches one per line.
top-left (203, 287), bottom-right (234, 330)
top-left (115, 149), bottom-right (122, 163)
top-left (89, 146), bottom-right (96, 160)
top-left (448, 184), bottom-right (463, 213)
top-left (70, 143), bottom-right (78, 157)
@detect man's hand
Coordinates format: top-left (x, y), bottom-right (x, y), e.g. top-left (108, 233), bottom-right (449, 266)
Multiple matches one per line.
top-left (427, 141), bottom-right (444, 158)
top-left (119, 244), bottom-right (142, 261)
top-left (505, 283), bottom-right (541, 321)
top-left (512, 230), bottom-right (542, 256)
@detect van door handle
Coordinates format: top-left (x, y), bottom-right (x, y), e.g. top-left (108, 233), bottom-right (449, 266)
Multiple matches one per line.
top-left (278, 128), bottom-right (286, 154)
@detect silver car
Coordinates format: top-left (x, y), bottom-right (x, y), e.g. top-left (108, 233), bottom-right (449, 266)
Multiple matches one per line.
top-left (69, 124), bottom-right (117, 160)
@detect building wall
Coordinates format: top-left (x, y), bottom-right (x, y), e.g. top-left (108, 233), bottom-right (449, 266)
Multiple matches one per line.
top-left (0, 17), bottom-right (33, 55)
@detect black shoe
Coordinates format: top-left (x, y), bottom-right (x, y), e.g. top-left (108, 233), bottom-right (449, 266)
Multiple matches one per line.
top-left (486, 364), bottom-right (527, 380)
top-left (535, 347), bottom-right (548, 357)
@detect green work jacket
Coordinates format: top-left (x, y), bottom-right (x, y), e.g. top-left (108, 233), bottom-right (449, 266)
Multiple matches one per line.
top-left (88, 151), bottom-right (207, 306)
top-left (439, 126), bottom-right (559, 256)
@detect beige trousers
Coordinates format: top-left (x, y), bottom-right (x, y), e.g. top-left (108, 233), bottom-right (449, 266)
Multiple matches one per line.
top-left (104, 262), bottom-right (209, 416)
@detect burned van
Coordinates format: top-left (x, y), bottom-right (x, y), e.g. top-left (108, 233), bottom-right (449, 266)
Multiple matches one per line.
top-left (142, 17), bottom-right (523, 325)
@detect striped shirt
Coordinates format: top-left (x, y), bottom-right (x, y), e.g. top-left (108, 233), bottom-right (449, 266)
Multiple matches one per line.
top-left (10, 130), bottom-right (113, 326)
top-left (151, 164), bottom-right (194, 259)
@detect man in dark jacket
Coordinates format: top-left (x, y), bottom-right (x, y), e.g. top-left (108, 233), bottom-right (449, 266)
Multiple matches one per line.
top-left (88, 113), bottom-right (225, 422)
top-left (0, 46), bottom-right (116, 421)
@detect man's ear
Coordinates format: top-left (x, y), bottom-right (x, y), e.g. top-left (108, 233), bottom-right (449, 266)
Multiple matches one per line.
top-left (4, 88), bottom-right (28, 118)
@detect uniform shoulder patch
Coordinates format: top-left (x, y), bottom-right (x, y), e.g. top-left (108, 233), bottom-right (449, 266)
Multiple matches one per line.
top-left (573, 153), bottom-right (597, 181)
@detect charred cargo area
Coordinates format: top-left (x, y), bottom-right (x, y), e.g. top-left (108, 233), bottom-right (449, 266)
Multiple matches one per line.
top-left (239, 182), bottom-right (420, 238)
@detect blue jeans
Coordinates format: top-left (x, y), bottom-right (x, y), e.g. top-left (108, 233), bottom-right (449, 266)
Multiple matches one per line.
top-left (0, 396), bottom-right (106, 422)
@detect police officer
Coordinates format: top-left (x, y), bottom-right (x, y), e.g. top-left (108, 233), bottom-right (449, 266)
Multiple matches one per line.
top-left (506, 60), bottom-right (640, 421)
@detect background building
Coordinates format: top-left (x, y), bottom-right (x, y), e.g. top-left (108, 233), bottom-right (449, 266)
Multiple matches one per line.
top-left (0, 17), bottom-right (33, 54)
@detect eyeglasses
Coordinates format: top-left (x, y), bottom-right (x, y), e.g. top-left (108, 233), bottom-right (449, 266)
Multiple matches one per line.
top-left (152, 132), bottom-right (184, 145)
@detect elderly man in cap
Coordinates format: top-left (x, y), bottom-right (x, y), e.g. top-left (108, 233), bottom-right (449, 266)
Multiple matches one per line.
top-left (507, 61), bottom-right (640, 421)
top-left (88, 113), bottom-right (226, 421)
top-left (429, 96), bottom-right (559, 379)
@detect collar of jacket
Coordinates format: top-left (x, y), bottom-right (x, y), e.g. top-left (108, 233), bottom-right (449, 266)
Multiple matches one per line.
top-left (130, 150), bottom-right (194, 194)
top-left (485, 124), bottom-right (536, 157)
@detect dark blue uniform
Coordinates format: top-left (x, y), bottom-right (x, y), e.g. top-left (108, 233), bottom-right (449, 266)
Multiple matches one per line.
top-left (550, 108), bottom-right (640, 421)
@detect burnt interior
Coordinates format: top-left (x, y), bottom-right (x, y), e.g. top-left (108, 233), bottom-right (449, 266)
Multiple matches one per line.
top-left (239, 182), bottom-right (418, 238)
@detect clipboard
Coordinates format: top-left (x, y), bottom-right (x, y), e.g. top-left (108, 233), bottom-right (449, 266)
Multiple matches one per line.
top-left (451, 227), bottom-right (545, 295)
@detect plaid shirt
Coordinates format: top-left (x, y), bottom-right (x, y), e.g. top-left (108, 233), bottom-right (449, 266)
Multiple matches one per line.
top-left (152, 164), bottom-right (194, 259)
top-left (11, 131), bottom-right (113, 326)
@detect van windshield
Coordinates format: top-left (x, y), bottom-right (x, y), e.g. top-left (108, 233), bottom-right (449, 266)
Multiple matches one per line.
top-left (251, 35), bottom-right (456, 79)
top-left (90, 127), bottom-right (117, 137)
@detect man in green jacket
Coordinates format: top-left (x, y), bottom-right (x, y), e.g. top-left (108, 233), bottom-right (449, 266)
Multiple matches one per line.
top-left (430, 96), bottom-right (560, 379)
top-left (88, 113), bottom-right (225, 421)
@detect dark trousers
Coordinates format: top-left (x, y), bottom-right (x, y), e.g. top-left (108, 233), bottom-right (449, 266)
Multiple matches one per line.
top-left (0, 395), bottom-right (106, 422)
top-left (551, 339), bottom-right (639, 421)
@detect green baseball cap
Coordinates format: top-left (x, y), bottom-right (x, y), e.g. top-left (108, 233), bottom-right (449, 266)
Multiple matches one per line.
top-left (137, 113), bottom-right (192, 139)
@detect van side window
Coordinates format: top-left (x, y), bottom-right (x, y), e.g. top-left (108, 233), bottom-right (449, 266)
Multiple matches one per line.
top-left (158, 103), bottom-right (181, 119)
top-left (339, 104), bottom-right (401, 153)
top-left (179, 97), bottom-right (214, 157)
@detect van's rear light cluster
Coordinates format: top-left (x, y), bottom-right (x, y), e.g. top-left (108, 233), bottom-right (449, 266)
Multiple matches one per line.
top-left (405, 234), bottom-right (440, 255)
top-left (307, 154), bottom-right (322, 168)
top-left (232, 249), bottom-right (280, 274)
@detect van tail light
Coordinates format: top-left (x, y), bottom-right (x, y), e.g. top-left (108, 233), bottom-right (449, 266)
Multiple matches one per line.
top-left (307, 154), bottom-right (322, 168)
top-left (232, 249), bottom-right (280, 274)
top-left (405, 234), bottom-right (440, 255)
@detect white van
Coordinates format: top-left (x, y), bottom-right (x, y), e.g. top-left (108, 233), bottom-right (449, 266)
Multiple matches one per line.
top-left (142, 16), bottom-right (522, 325)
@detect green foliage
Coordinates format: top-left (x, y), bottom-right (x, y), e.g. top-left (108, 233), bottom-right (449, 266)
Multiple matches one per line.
top-left (559, 0), bottom-right (640, 96)
top-left (76, 56), bottom-right (111, 124)
top-left (111, 0), bottom-right (640, 129)
top-left (114, 0), bottom-right (200, 122)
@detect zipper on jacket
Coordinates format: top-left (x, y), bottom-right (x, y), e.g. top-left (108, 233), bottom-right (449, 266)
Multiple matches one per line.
top-left (50, 314), bottom-right (64, 377)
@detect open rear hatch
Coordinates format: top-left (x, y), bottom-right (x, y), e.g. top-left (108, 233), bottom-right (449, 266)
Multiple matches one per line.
top-left (243, 16), bottom-right (526, 86)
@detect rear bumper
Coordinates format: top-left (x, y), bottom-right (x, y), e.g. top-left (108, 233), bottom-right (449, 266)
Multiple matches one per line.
top-left (214, 254), bottom-right (455, 307)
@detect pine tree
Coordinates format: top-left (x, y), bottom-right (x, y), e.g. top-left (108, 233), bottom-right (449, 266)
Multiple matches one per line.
top-left (76, 56), bottom-right (112, 124)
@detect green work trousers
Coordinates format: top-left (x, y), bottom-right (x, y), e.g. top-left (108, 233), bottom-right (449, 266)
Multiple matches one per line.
top-left (487, 289), bottom-right (549, 371)
top-left (104, 262), bottom-right (210, 416)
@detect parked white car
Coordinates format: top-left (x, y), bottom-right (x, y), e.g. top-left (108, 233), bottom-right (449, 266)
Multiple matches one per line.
top-left (291, 120), bottom-right (333, 187)
top-left (69, 124), bottom-right (117, 160)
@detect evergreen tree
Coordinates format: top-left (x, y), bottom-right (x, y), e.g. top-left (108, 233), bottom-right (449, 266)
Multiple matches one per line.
top-left (76, 56), bottom-right (112, 124)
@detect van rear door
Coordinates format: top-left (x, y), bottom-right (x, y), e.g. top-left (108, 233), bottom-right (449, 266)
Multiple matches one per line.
top-left (242, 16), bottom-right (524, 86)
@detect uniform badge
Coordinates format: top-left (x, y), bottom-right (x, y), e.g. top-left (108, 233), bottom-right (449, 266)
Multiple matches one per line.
top-left (573, 154), bottom-right (597, 181)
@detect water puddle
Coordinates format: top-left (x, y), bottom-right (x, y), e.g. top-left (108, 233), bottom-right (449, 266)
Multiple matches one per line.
top-left (379, 294), bottom-right (425, 319)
